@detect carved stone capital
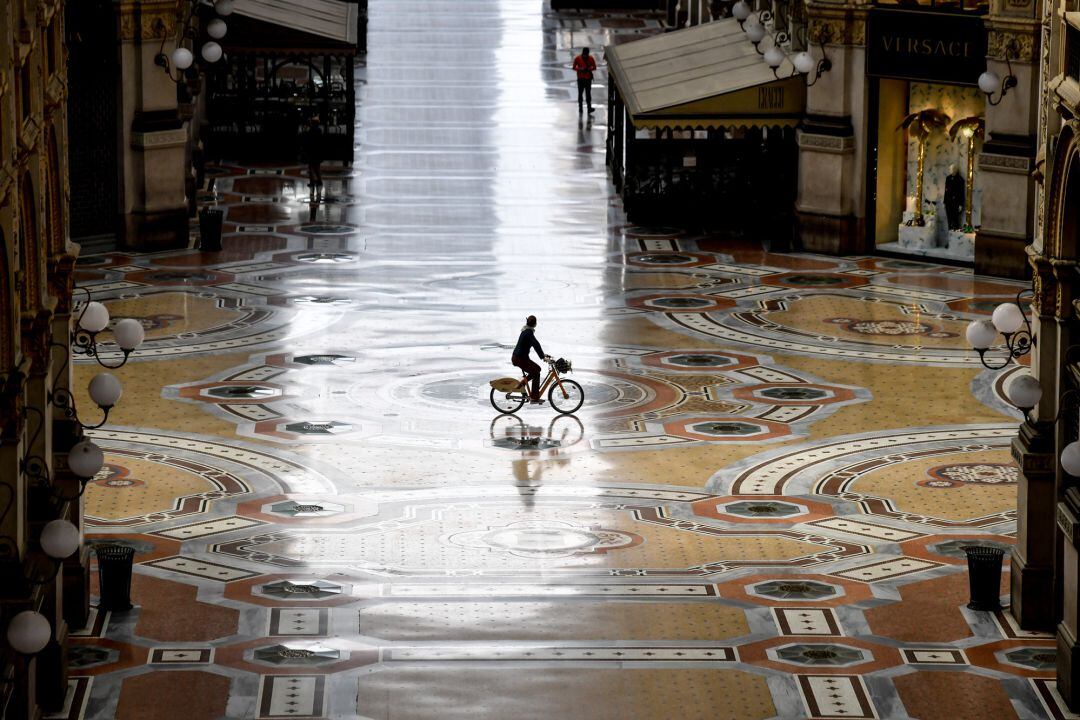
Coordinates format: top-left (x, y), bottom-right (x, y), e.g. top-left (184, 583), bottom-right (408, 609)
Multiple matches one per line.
top-left (1029, 251), bottom-right (1056, 317)
top-left (986, 21), bottom-right (1040, 62)
top-left (19, 308), bottom-right (54, 377)
top-left (118, 2), bottom-right (179, 42)
top-left (1012, 441), bottom-right (1056, 475)
top-left (47, 254), bottom-right (76, 315)
top-left (1061, 488), bottom-right (1080, 545)
top-left (806, 5), bottom-right (868, 46)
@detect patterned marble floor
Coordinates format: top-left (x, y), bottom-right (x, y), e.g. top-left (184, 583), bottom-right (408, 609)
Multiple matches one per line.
top-left (59, 2), bottom-right (1063, 719)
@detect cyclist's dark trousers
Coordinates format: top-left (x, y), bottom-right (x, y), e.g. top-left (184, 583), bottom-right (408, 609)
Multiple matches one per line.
top-left (512, 355), bottom-right (541, 399)
top-left (577, 78), bottom-right (592, 110)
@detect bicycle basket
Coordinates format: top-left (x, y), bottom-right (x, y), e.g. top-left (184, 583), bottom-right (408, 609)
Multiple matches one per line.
top-left (555, 358), bottom-right (572, 373)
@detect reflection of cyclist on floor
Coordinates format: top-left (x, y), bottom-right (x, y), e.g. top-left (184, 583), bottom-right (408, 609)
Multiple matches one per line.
top-left (512, 315), bottom-right (548, 403)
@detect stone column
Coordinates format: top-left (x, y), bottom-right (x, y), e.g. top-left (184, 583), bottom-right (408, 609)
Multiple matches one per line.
top-left (116, 0), bottom-right (191, 251)
top-left (47, 254), bottom-right (88, 630)
top-left (795, 7), bottom-right (868, 254)
top-left (1055, 262), bottom-right (1080, 707)
top-left (976, 18), bottom-right (1041, 279)
top-left (1011, 422), bottom-right (1055, 627)
top-left (1011, 258), bottom-right (1058, 628)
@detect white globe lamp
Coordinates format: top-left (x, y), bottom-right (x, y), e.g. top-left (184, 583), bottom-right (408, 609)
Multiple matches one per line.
top-left (68, 440), bottom-right (104, 479)
top-left (171, 47), bottom-right (194, 71)
top-left (965, 319), bottom-right (997, 350)
top-left (745, 22), bottom-right (766, 44)
top-left (992, 302), bottom-right (1025, 334)
top-left (78, 302), bottom-right (110, 333)
top-left (978, 71), bottom-right (1000, 95)
top-left (1004, 373), bottom-right (1043, 411)
top-left (207, 19), bottom-right (227, 39)
top-left (732, 1), bottom-right (751, 20)
top-left (201, 41), bottom-right (223, 63)
top-left (215, 0), bottom-right (234, 16)
top-left (7, 611), bottom-right (51, 655)
top-left (793, 51), bottom-right (815, 75)
top-left (40, 520), bottom-right (81, 560)
top-left (113, 318), bottom-right (145, 351)
top-left (88, 373), bottom-right (122, 408)
top-left (1063, 441), bottom-right (1080, 477)
top-left (764, 46), bottom-right (785, 69)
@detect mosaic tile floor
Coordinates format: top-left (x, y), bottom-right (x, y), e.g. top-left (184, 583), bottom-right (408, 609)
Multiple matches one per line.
top-left (60, 1), bottom-right (1064, 719)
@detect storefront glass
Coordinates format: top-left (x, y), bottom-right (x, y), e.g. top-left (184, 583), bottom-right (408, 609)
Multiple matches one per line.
top-left (873, 81), bottom-right (984, 261)
top-left (866, 8), bottom-right (986, 263)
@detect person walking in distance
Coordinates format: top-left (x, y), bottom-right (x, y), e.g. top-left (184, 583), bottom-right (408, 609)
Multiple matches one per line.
top-left (512, 315), bottom-right (547, 404)
top-left (301, 116), bottom-right (325, 197)
top-left (573, 47), bottom-right (597, 114)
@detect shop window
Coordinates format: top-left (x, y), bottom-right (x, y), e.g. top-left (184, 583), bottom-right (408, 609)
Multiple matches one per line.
top-left (872, 80), bottom-right (984, 261)
top-left (1068, 26), bottom-right (1080, 81)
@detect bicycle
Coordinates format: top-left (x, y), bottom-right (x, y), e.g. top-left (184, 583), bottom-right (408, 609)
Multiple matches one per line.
top-left (489, 356), bottom-right (584, 415)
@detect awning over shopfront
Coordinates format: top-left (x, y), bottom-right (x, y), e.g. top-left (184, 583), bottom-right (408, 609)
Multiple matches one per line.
top-left (232, 0), bottom-right (359, 49)
top-left (606, 19), bottom-right (806, 130)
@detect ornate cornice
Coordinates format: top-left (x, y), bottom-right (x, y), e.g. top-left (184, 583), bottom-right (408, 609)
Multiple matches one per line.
top-left (19, 307), bottom-right (53, 377)
top-left (46, 254), bottom-right (76, 315)
top-left (986, 21), bottom-right (1040, 62)
top-left (117, 1), bottom-right (180, 41)
top-left (1029, 251), bottom-right (1056, 317)
top-left (1028, 249), bottom-right (1078, 319)
top-left (807, 7), bottom-right (868, 47)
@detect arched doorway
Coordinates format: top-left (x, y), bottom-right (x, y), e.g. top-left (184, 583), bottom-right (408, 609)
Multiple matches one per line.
top-left (65, 0), bottom-right (119, 245)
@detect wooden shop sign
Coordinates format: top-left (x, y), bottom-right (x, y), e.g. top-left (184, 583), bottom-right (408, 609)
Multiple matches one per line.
top-left (867, 9), bottom-right (987, 85)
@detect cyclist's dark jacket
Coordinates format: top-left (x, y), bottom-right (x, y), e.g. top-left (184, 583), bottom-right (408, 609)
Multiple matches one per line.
top-left (512, 327), bottom-right (544, 359)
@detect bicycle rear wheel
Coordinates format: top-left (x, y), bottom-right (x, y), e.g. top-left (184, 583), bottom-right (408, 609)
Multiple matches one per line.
top-left (490, 387), bottom-right (527, 414)
top-left (548, 379), bottom-right (584, 415)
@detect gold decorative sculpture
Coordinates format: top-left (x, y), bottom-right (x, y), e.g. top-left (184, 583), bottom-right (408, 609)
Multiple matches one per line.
top-left (899, 109), bottom-right (951, 227)
top-left (949, 116), bottom-right (985, 232)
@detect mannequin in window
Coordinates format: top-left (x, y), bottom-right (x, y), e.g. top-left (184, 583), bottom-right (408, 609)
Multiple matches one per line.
top-left (944, 163), bottom-right (965, 231)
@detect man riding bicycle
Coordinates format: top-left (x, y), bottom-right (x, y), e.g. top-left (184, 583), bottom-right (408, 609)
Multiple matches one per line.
top-left (512, 315), bottom-right (548, 403)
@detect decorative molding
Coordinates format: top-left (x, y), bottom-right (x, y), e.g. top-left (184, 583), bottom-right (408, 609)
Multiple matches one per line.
top-left (1058, 501), bottom-right (1080, 545)
top-left (19, 307), bottom-right (53, 375)
top-left (118, 4), bottom-right (178, 41)
top-left (979, 152), bottom-right (1033, 173)
top-left (46, 254), bottom-right (76, 315)
top-left (798, 132), bottom-right (856, 153)
top-left (807, 8), bottom-right (867, 47)
top-left (130, 128), bottom-right (188, 150)
top-left (1029, 255), bottom-right (1056, 317)
top-left (1011, 438), bottom-right (1055, 473)
top-left (987, 26), bottom-right (1038, 62)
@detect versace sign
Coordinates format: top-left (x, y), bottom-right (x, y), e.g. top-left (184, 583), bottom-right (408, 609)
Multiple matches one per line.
top-left (867, 9), bottom-right (987, 85)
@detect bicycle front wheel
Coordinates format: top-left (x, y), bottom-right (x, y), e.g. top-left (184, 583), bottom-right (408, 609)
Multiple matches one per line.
top-left (548, 379), bottom-right (584, 415)
top-left (490, 387), bottom-right (527, 414)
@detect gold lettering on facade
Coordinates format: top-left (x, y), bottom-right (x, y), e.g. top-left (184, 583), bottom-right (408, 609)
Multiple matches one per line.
top-left (881, 35), bottom-right (973, 58)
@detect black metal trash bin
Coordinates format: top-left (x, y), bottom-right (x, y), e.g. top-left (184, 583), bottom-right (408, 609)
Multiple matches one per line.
top-left (198, 207), bottom-right (224, 252)
top-left (96, 545), bottom-right (135, 612)
top-left (964, 545), bottom-right (1005, 611)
